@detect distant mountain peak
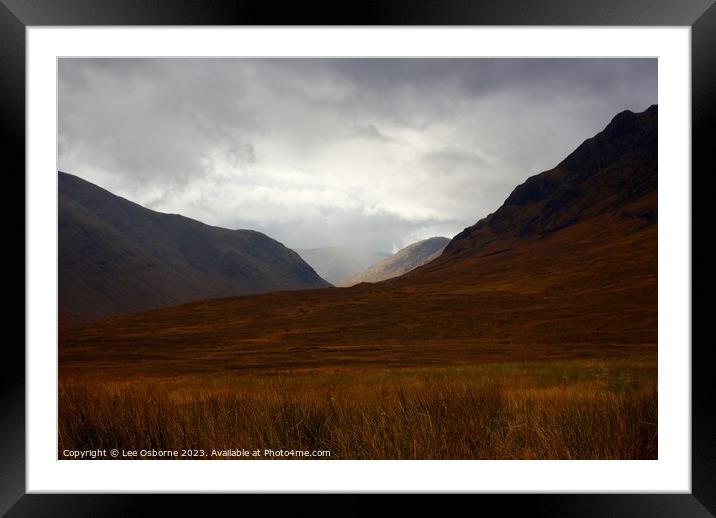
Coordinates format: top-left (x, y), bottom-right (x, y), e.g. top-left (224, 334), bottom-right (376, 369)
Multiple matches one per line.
top-left (341, 236), bottom-right (450, 286)
top-left (295, 247), bottom-right (390, 285)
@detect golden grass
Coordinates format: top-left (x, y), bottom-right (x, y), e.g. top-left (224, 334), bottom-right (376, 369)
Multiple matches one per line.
top-left (59, 357), bottom-right (657, 460)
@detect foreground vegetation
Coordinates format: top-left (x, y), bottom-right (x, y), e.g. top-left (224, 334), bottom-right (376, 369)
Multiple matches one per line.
top-left (59, 357), bottom-right (657, 460)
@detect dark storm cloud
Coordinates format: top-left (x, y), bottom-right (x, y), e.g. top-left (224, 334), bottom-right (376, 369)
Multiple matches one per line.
top-left (58, 58), bottom-right (657, 252)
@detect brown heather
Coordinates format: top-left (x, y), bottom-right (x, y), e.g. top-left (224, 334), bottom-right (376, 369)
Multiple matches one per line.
top-left (59, 358), bottom-right (656, 460)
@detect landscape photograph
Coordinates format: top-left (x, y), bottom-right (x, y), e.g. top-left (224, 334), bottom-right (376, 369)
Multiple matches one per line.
top-left (58, 58), bottom-right (657, 460)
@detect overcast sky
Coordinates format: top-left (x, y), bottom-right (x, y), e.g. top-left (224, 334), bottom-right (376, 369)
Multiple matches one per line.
top-left (58, 58), bottom-right (657, 253)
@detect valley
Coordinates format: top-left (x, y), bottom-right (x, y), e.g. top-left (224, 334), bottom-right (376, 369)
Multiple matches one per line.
top-left (58, 106), bottom-right (659, 460)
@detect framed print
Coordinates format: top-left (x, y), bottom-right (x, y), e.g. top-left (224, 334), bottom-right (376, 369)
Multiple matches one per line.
top-left (3, 0), bottom-right (712, 515)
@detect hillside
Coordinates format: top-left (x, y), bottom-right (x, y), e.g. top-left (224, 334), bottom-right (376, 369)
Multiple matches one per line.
top-left (295, 247), bottom-right (390, 285)
top-left (341, 237), bottom-right (450, 286)
top-left (440, 105), bottom-right (657, 260)
top-left (59, 172), bottom-right (330, 322)
top-left (60, 106), bottom-right (657, 377)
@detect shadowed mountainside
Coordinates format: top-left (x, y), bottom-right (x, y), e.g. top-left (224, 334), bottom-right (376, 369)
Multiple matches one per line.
top-left (60, 106), bottom-right (657, 378)
top-left (440, 105), bottom-right (657, 260)
top-left (340, 237), bottom-right (450, 286)
top-left (295, 247), bottom-right (390, 285)
top-left (59, 172), bottom-right (331, 323)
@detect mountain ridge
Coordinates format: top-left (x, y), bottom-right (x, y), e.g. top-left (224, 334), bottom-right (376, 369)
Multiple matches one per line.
top-left (296, 246), bottom-right (390, 285)
top-left (440, 105), bottom-right (657, 260)
top-left (340, 236), bottom-right (450, 286)
top-left (59, 171), bottom-right (331, 322)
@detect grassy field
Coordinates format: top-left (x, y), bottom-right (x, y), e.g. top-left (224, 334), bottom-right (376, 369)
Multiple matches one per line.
top-left (59, 356), bottom-right (657, 460)
top-left (58, 215), bottom-right (657, 460)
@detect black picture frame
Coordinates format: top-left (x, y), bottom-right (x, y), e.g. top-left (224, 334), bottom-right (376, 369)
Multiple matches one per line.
top-left (3, 1), bottom-right (711, 515)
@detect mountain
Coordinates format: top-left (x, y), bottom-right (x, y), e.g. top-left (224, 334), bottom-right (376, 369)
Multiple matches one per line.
top-left (341, 237), bottom-right (450, 286)
top-left (295, 247), bottom-right (390, 285)
top-left (60, 106), bottom-right (657, 376)
top-left (59, 172), bottom-right (330, 323)
top-left (440, 104), bottom-right (657, 260)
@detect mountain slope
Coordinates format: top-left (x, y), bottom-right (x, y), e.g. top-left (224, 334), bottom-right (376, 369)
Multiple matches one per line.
top-left (295, 247), bottom-right (390, 285)
top-left (341, 237), bottom-right (450, 286)
top-left (60, 106), bottom-right (657, 376)
top-left (59, 172), bottom-right (330, 322)
top-left (440, 105), bottom-right (657, 261)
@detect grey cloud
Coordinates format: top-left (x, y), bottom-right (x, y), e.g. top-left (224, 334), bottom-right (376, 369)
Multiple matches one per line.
top-left (347, 123), bottom-right (393, 142)
top-left (423, 147), bottom-right (491, 172)
top-left (58, 58), bottom-right (657, 253)
top-left (233, 206), bottom-right (467, 254)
